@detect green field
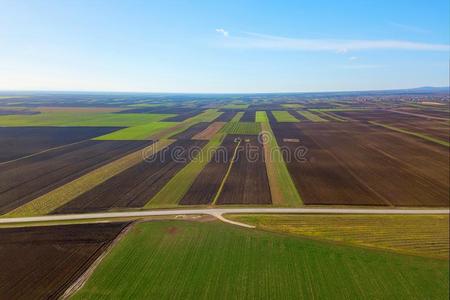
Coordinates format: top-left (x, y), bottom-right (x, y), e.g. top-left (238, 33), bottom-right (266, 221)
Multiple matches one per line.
top-left (221, 121), bottom-right (261, 135)
top-left (297, 110), bottom-right (327, 122)
top-left (221, 104), bottom-right (249, 109)
top-left (255, 111), bottom-right (269, 122)
top-left (72, 220), bottom-right (449, 299)
top-left (228, 214), bottom-right (450, 259)
top-left (281, 103), bottom-right (304, 108)
top-left (0, 112), bottom-right (174, 127)
top-left (95, 122), bottom-right (178, 140)
top-left (271, 110), bottom-right (299, 122)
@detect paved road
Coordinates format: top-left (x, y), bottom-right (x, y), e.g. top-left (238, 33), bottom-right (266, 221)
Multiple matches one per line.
top-left (0, 207), bottom-right (448, 227)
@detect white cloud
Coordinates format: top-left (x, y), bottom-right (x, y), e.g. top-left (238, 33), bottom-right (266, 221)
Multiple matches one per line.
top-left (215, 28), bottom-right (229, 37)
top-left (349, 56), bottom-right (358, 61)
top-left (220, 32), bottom-right (450, 52)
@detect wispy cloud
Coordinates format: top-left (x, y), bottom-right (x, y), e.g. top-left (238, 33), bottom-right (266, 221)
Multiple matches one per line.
top-left (215, 28), bottom-right (229, 37)
top-left (348, 56), bottom-right (358, 61)
top-left (219, 32), bottom-right (449, 52)
top-left (388, 22), bottom-right (431, 34)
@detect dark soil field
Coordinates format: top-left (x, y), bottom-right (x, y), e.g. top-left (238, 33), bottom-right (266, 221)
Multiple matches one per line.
top-left (273, 122), bottom-right (449, 206)
top-left (0, 126), bottom-right (122, 162)
top-left (180, 137), bottom-right (238, 205)
top-left (0, 222), bottom-right (129, 300)
top-left (0, 109), bottom-right (39, 115)
top-left (335, 110), bottom-right (449, 142)
top-left (216, 135), bottom-right (272, 205)
top-left (170, 122), bottom-right (211, 139)
top-left (0, 140), bottom-right (152, 214)
top-left (240, 110), bottom-right (256, 122)
top-left (53, 140), bottom-right (207, 213)
top-left (163, 110), bottom-right (203, 121)
top-left (215, 111), bottom-right (238, 121)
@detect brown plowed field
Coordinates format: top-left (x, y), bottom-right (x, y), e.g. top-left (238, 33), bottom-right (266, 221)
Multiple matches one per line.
top-left (179, 136), bottom-right (239, 205)
top-left (240, 110), bottom-right (256, 122)
top-left (0, 140), bottom-right (152, 214)
top-left (0, 222), bottom-right (129, 300)
top-left (215, 111), bottom-right (237, 121)
top-left (53, 140), bottom-right (207, 213)
top-left (216, 135), bottom-right (272, 205)
top-left (170, 122), bottom-right (211, 139)
top-left (273, 122), bottom-right (449, 206)
top-left (335, 110), bottom-right (449, 142)
top-left (192, 122), bottom-right (226, 140)
top-left (0, 126), bottom-right (122, 163)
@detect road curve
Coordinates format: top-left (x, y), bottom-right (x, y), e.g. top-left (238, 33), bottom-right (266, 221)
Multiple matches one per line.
top-left (0, 207), bottom-right (448, 226)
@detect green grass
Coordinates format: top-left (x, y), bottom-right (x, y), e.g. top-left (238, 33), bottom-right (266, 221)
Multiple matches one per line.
top-left (0, 112), bottom-right (175, 127)
top-left (228, 214), bottom-right (449, 259)
top-left (297, 110), bottom-right (327, 122)
top-left (221, 104), bottom-right (249, 109)
top-left (72, 220), bottom-right (449, 299)
top-left (255, 111), bottom-right (269, 122)
top-left (370, 121), bottom-right (449, 147)
top-left (230, 111), bottom-right (244, 122)
top-left (271, 111), bottom-right (299, 122)
top-left (187, 109), bottom-right (223, 122)
top-left (221, 122), bottom-right (261, 135)
top-left (147, 134), bottom-right (225, 206)
top-left (95, 122), bottom-right (179, 140)
top-left (261, 121), bottom-right (302, 206)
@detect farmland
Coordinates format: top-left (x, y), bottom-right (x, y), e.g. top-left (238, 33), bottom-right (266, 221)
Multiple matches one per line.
top-left (0, 89), bottom-right (448, 299)
top-left (71, 220), bottom-right (449, 299)
top-left (271, 110), bottom-right (299, 122)
top-left (271, 121), bottom-right (449, 206)
top-left (0, 140), bottom-right (153, 214)
top-left (228, 214), bottom-right (450, 259)
top-left (0, 222), bottom-right (129, 299)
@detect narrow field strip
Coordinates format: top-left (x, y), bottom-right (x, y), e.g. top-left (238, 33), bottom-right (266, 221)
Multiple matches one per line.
top-left (152, 109), bottom-right (223, 140)
top-left (281, 103), bottom-right (304, 109)
top-left (230, 111), bottom-right (244, 122)
top-left (271, 110), bottom-right (300, 122)
top-left (147, 134), bottom-right (226, 206)
top-left (228, 214), bottom-right (450, 259)
top-left (297, 110), bottom-right (328, 122)
top-left (5, 140), bottom-right (174, 217)
top-left (261, 120), bottom-right (302, 206)
top-left (192, 122), bottom-right (226, 140)
top-left (316, 111), bottom-right (347, 122)
top-left (255, 111), bottom-right (269, 122)
top-left (212, 139), bottom-right (242, 204)
top-left (370, 121), bottom-right (449, 147)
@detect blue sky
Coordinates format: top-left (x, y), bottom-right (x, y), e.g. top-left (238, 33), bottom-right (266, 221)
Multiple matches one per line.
top-left (0, 0), bottom-right (448, 93)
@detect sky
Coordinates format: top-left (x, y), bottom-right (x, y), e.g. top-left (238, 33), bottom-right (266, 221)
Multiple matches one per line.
top-left (0, 0), bottom-right (449, 93)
